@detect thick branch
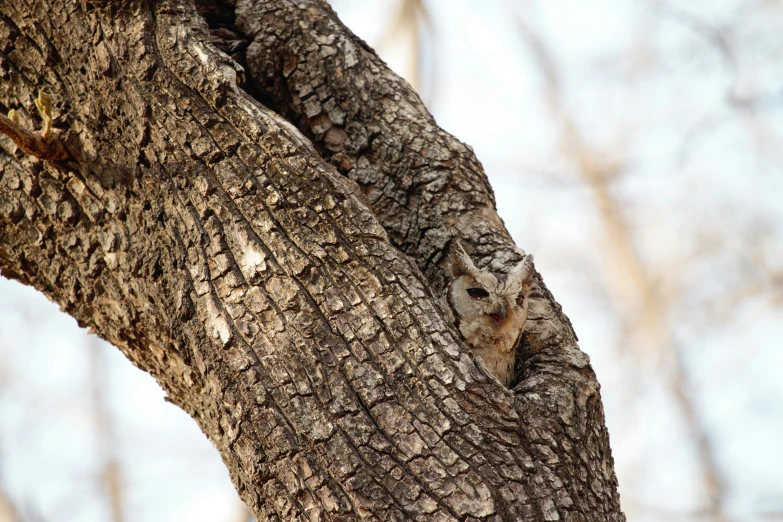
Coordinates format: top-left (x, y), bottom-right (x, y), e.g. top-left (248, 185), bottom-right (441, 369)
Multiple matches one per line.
top-left (224, 0), bottom-right (589, 367)
top-left (232, 0), bottom-right (510, 291)
top-left (0, 0), bottom-right (625, 520)
top-left (224, 1), bottom-right (625, 518)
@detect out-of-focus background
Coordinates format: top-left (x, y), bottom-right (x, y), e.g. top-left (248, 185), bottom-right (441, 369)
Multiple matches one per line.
top-left (1, 0), bottom-right (782, 520)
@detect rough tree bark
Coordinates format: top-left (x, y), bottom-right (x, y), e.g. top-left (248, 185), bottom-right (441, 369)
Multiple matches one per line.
top-left (0, 0), bottom-right (624, 520)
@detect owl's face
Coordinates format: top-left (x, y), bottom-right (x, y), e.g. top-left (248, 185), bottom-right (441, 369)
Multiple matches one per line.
top-left (447, 243), bottom-right (534, 355)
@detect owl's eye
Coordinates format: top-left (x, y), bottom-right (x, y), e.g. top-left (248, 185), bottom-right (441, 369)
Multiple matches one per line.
top-left (516, 294), bottom-right (525, 306)
top-left (466, 288), bottom-right (489, 300)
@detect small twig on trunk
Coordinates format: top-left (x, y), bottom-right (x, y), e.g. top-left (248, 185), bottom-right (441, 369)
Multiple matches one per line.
top-left (0, 92), bottom-right (69, 161)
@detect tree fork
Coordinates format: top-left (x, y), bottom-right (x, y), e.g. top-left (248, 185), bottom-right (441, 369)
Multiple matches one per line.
top-left (0, 0), bottom-right (624, 520)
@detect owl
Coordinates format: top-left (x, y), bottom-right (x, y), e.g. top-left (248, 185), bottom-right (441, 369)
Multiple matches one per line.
top-left (445, 242), bottom-right (535, 387)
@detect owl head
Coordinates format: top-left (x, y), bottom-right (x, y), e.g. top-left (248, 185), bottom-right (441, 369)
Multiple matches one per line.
top-left (447, 242), bottom-right (535, 353)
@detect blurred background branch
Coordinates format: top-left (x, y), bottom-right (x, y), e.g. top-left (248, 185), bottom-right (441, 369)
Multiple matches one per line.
top-left (0, 482), bottom-right (22, 522)
top-left (88, 339), bottom-right (125, 522)
top-left (516, 14), bottom-right (729, 521)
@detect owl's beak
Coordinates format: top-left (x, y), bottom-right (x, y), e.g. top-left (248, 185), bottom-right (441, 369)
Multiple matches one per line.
top-left (488, 304), bottom-right (506, 325)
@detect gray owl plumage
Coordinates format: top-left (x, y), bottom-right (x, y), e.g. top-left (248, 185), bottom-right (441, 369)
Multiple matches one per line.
top-left (445, 242), bottom-right (534, 387)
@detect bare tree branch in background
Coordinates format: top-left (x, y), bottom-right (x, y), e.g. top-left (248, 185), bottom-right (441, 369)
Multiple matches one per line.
top-left (374, 0), bottom-right (430, 93)
top-left (0, 484), bottom-right (22, 522)
top-left (517, 14), bottom-right (729, 522)
top-left (0, 339), bottom-right (22, 522)
top-left (88, 339), bottom-right (125, 522)
top-left (230, 502), bottom-right (254, 522)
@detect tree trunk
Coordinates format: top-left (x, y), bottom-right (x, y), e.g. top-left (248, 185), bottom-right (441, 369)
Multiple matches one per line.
top-left (0, 0), bottom-right (625, 520)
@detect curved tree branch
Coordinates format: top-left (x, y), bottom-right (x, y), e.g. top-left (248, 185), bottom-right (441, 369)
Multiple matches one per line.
top-left (0, 0), bottom-right (624, 520)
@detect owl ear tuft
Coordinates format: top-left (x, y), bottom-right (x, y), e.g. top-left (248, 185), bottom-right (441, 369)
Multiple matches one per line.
top-left (509, 254), bottom-right (535, 294)
top-left (449, 241), bottom-right (479, 277)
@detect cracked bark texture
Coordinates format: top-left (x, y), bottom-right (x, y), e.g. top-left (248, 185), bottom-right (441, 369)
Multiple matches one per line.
top-left (0, 0), bottom-right (624, 520)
